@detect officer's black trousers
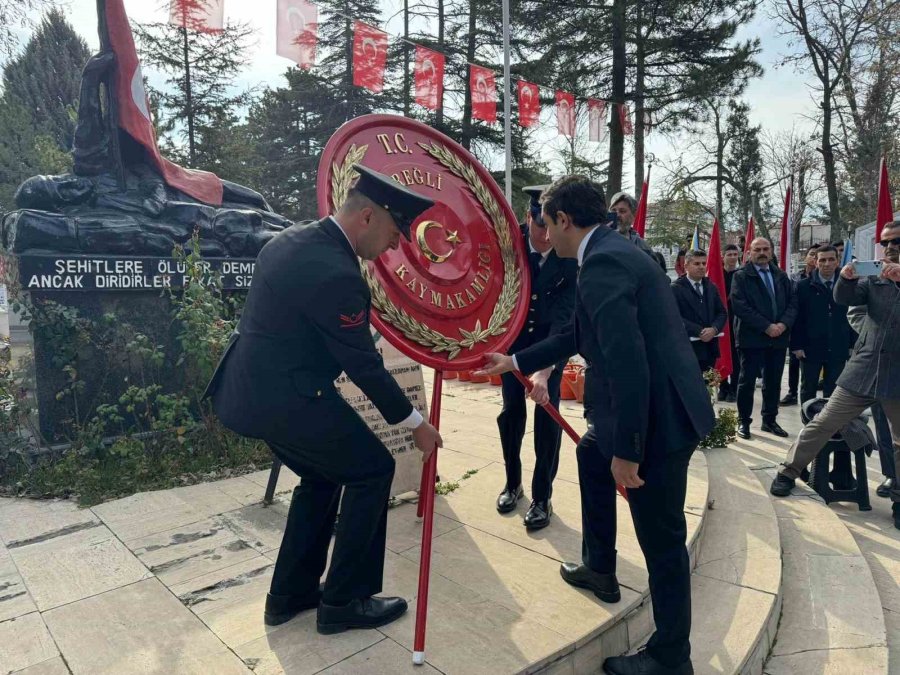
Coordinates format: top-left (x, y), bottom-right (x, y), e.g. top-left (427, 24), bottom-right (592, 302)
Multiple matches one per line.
top-left (798, 351), bottom-right (847, 405)
top-left (737, 347), bottom-right (787, 425)
top-left (497, 368), bottom-right (563, 502)
top-left (577, 426), bottom-right (695, 668)
top-left (267, 411), bottom-right (395, 605)
top-left (787, 352), bottom-right (800, 395)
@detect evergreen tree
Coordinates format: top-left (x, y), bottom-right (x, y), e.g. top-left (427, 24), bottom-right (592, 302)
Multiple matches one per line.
top-left (725, 102), bottom-right (763, 229)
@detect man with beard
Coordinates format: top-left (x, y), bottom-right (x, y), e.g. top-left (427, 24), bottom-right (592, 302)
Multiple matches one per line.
top-left (770, 221), bottom-right (900, 531)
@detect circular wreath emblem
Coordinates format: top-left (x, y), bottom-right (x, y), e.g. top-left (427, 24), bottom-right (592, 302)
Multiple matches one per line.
top-left (330, 143), bottom-right (521, 361)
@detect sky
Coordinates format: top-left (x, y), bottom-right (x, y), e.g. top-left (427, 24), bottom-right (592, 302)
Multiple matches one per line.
top-left (48, 0), bottom-right (821, 204)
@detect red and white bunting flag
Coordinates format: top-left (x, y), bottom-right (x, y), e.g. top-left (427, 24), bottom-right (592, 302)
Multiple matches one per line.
top-left (779, 181), bottom-right (793, 273)
top-left (169, 0), bottom-right (225, 33)
top-left (556, 90), bottom-right (575, 137)
top-left (588, 98), bottom-right (606, 142)
top-left (414, 46), bottom-right (444, 110)
top-left (707, 218), bottom-right (733, 380)
top-left (517, 80), bottom-right (540, 128)
top-left (352, 21), bottom-right (388, 93)
top-left (619, 103), bottom-right (633, 135)
top-left (470, 65), bottom-right (497, 123)
top-left (276, 0), bottom-right (317, 69)
top-left (109, 0), bottom-right (222, 204)
top-left (875, 156), bottom-right (893, 259)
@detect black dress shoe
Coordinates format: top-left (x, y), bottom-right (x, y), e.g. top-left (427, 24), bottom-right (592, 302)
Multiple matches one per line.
top-left (779, 393), bottom-right (798, 406)
top-left (496, 485), bottom-right (524, 514)
top-left (604, 648), bottom-right (693, 674)
top-left (524, 500), bottom-right (552, 530)
top-left (316, 596), bottom-right (408, 634)
top-left (893, 503), bottom-right (900, 531)
top-left (770, 473), bottom-right (795, 497)
top-left (876, 477), bottom-right (895, 498)
top-left (264, 583), bottom-right (324, 626)
top-left (717, 388), bottom-right (728, 402)
top-left (737, 422), bottom-right (751, 440)
top-left (560, 562), bottom-right (621, 603)
top-left (761, 421), bottom-right (789, 437)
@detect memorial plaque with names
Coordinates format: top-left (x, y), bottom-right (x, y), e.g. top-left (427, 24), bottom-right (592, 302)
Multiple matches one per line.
top-left (17, 254), bottom-right (257, 291)
top-left (336, 329), bottom-right (427, 497)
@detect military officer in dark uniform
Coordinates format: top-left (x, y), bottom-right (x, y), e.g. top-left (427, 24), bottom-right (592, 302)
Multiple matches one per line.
top-left (496, 185), bottom-right (578, 529)
top-left (204, 165), bottom-right (443, 635)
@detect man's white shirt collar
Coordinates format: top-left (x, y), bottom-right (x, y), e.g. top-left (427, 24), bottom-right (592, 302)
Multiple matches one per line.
top-left (329, 216), bottom-right (356, 254)
top-left (577, 225), bottom-right (602, 266)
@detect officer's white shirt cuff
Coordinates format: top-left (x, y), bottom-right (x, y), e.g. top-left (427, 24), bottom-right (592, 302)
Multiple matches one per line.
top-left (511, 355), bottom-right (520, 371)
top-left (401, 408), bottom-right (424, 429)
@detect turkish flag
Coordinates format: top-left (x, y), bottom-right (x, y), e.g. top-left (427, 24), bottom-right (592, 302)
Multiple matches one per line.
top-left (470, 65), bottom-right (496, 123)
top-left (633, 165), bottom-right (650, 238)
top-left (276, 0), bottom-right (317, 69)
top-left (169, 0), bottom-right (225, 33)
top-left (353, 22), bottom-right (388, 93)
top-left (108, 0), bottom-right (222, 205)
top-left (556, 91), bottom-right (575, 137)
top-left (875, 156), bottom-right (893, 256)
top-left (743, 216), bottom-right (754, 264)
top-left (414, 46), bottom-right (444, 110)
top-left (707, 217), bottom-right (732, 380)
top-left (619, 103), bottom-right (633, 135)
top-left (588, 98), bottom-right (606, 142)
top-left (517, 80), bottom-right (539, 128)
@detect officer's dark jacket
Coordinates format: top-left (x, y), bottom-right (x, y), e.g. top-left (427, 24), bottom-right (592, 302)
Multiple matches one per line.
top-left (730, 262), bottom-right (798, 350)
top-left (515, 225), bottom-right (715, 463)
top-left (789, 271), bottom-right (856, 359)
top-left (509, 226), bottom-right (578, 370)
top-left (671, 275), bottom-right (728, 364)
top-left (206, 217), bottom-right (412, 443)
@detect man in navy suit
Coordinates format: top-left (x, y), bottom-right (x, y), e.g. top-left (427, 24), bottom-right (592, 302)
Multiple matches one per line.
top-left (477, 176), bottom-right (714, 675)
top-left (671, 249), bottom-right (728, 374)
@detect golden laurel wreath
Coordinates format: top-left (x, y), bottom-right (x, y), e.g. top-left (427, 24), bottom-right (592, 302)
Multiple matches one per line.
top-left (330, 142), bottom-right (521, 360)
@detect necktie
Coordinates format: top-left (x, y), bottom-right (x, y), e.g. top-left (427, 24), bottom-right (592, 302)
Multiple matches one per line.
top-left (761, 268), bottom-right (777, 316)
top-left (694, 281), bottom-right (703, 298)
top-left (529, 251), bottom-right (542, 279)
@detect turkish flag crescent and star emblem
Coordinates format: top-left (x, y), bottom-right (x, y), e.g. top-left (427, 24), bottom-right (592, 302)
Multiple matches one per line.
top-left (517, 80), bottom-right (539, 128)
top-left (556, 90), bottom-right (575, 137)
top-left (169, 0), bottom-right (225, 33)
top-left (470, 65), bottom-right (497, 123)
top-left (107, 0), bottom-right (223, 205)
top-left (276, 0), bottom-right (318, 69)
top-left (414, 46), bottom-right (444, 110)
top-left (353, 21), bottom-right (388, 93)
top-left (588, 98), bottom-right (606, 142)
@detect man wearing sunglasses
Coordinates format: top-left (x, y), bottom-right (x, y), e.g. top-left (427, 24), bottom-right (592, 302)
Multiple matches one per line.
top-left (770, 221), bottom-right (900, 530)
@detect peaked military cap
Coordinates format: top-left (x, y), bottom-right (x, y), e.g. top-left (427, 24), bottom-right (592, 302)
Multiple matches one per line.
top-left (352, 164), bottom-right (435, 240)
top-left (522, 184), bottom-right (550, 222)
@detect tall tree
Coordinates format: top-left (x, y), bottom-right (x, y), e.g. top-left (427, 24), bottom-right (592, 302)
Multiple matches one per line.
top-left (0, 0), bottom-right (56, 63)
top-left (134, 20), bottom-right (255, 170)
top-left (725, 102), bottom-right (763, 229)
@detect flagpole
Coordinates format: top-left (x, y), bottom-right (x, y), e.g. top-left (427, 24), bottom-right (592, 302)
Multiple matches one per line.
top-left (501, 0), bottom-right (512, 202)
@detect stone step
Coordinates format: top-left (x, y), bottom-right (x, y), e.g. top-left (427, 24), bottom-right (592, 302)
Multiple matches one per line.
top-left (745, 461), bottom-right (889, 674)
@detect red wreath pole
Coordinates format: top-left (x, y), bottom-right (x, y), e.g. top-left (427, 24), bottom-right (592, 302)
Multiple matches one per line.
top-left (413, 371), bottom-right (443, 665)
top-left (512, 370), bottom-right (627, 500)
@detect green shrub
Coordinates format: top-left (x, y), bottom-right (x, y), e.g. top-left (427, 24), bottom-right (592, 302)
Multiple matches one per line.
top-left (699, 368), bottom-right (738, 449)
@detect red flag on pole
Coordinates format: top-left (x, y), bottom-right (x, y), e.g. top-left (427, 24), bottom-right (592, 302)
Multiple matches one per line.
top-left (779, 181), bottom-right (793, 273)
top-left (707, 217), bottom-right (732, 380)
top-left (108, 0), bottom-right (223, 205)
top-left (276, 0), bottom-right (318, 69)
top-left (588, 99), bottom-right (606, 142)
top-left (414, 46), bottom-right (444, 110)
top-left (470, 65), bottom-right (497, 123)
top-left (353, 21), bottom-right (388, 93)
top-left (743, 216), bottom-right (755, 264)
top-left (633, 165), bottom-right (650, 238)
top-left (619, 103), bottom-right (633, 135)
top-left (875, 156), bottom-right (894, 259)
top-left (169, 0), bottom-right (225, 33)
top-left (556, 90), bottom-right (575, 137)
top-left (517, 80), bottom-right (540, 128)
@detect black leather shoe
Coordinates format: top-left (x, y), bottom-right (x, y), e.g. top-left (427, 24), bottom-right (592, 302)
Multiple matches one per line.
top-left (893, 504), bottom-right (900, 531)
top-left (316, 596), bottom-right (408, 634)
top-left (876, 477), bottom-right (895, 498)
top-left (560, 562), bottom-right (621, 603)
top-left (524, 500), bottom-right (552, 530)
top-left (264, 583), bottom-right (324, 626)
top-left (761, 421), bottom-right (789, 437)
top-left (604, 648), bottom-right (693, 674)
top-left (737, 422), bottom-right (751, 439)
top-left (496, 485), bottom-right (524, 514)
top-left (717, 389), bottom-right (728, 402)
top-left (770, 473), bottom-right (795, 497)
top-left (779, 393), bottom-right (797, 406)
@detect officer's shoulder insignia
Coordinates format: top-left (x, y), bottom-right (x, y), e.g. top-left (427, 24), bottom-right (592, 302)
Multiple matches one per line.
top-left (339, 310), bottom-right (367, 329)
